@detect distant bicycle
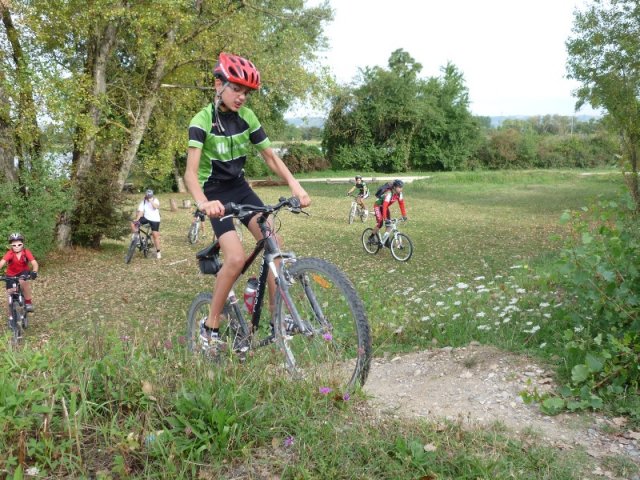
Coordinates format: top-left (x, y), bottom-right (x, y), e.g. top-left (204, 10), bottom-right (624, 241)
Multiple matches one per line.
top-left (1, 273), bottom-right (33, 343)
top-left (187, 209), bottom-right (207, 244)
top-left (347, 194), bottom-right (368, 224)
top-left (362, 218), bottom-right (413, 262)
top-left (125, 222), bottom-right (152, 264)
top-left (188, 209), bottom-right (243, 244)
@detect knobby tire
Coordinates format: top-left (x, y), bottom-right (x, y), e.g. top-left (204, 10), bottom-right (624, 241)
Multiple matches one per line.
top-left (390, 233), bottom-right (413, 261)
top-left (348, 203), bottom-right (356, 224)
top-left (125, 235), bottom-right (138, 264)
top-left (274, 257), bottom-right (372, 391)
top-left (185, 292), bottom-right (250, 358)
top-left (188, 222), bottom-right (199, 244)
top-left (361, 228), bottom-right (381, 254)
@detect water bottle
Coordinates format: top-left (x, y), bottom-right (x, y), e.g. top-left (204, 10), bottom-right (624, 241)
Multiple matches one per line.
top-left (243, 277), bottom-right (259, 313)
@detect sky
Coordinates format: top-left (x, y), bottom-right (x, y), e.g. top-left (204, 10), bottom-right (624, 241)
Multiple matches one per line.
top-left (298, 0), bottom-right (600, 118)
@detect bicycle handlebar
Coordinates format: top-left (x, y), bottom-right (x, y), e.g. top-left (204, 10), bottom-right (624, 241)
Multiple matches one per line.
top-left (0, 273), bottom-right (32, 281)
top-left (222, 196), bottom-right (304, 220)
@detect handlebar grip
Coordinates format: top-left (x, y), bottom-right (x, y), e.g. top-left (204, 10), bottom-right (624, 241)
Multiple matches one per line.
top-left (223, 202), bottom-right (238, 216)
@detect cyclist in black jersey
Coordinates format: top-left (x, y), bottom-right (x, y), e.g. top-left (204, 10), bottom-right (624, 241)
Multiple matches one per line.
top-left (346, 175), bottom-right (369, 217)
top-left (184, 53), bottom-right (310, 350)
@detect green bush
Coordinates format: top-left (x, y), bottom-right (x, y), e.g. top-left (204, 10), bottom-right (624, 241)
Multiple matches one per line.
top-left (280, 143), bottom-right (329, 174)
top-left (243, 152), bottom-right (270, 178)
top-left (0, 165), bottom-right (72, 259)
top-left (548, 194), bottom-right (639, 418)
top-left (71, 157), bottom-right (130, 248)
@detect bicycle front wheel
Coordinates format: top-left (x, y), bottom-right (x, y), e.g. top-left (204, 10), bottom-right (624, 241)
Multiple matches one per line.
top-left (361, 228), bottom-right (381, 254)
top-left (390, 233), bottom-right (413, 261)
top-left (360, 208), bottom-right (368, 222)
top-left (274, 257), bottom-right (372, 391)
top-left (188, 222), bottom-right (199, 244)
top-left (348, 204), bottom-right (356, 224)
top-left (9, 301), bottom-right (22, 343)
top-left (125, 235), bottom-right (138, 264)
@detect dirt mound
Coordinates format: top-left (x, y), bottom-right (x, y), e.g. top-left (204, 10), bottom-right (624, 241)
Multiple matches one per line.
top-left (364, 344), bottom-right (640, 477)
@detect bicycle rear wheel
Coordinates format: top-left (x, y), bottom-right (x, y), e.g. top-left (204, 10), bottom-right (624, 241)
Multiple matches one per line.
top-left (390, 233), bottom-right (413, 261)
top-left (361, 228), bottom-right (381, 254)
top-left (274, 257), bottom-right (371, 391)
top-left (125, 235), bottom-right (138, 264)
top-left (188, 222), bottom-right (199, 244)
top-left (186, 292), bottom-right (250, 356)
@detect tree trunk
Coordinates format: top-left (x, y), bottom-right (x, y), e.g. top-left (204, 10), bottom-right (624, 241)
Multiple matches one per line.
top-left (2, 4), bottom-right (40, 172)
top-left (0, 74), bottom-right (17, 183)
top-left (627, 141), bottom-right (639, 211)
top-left (173, 157), bottom-right (186, 193)
top-left (72, 21), bottom-right (119, 181)
top-left (116, 27), bottom-right (176, 190)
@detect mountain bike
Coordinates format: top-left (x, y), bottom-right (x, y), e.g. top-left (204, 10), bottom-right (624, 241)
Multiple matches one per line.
top-left (1, 273), bottom-right (32, 343)
top-left (347, 194), bottom-right (368, 224)
top-left (187, 209), bottom-right (244, 244)
top-left (186, 197), bottom-right (372, 391)
top-left (187, 209), bottom-right (207, 244)
top-left (362, 218), bottom-right (413, 261)
top-left (125, 223), bottom-right (152, 264)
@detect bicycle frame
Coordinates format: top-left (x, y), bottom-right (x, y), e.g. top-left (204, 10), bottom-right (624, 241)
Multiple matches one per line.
top-left (378, 219), bottom-right (400, 244)
top-left (1, 274), bottom-right (29, 339)
top-left (231, 211), bottom-right (296, 334)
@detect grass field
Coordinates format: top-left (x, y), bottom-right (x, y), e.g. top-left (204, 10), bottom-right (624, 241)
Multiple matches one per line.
top-left (1, 169), bottom-right (634, 479)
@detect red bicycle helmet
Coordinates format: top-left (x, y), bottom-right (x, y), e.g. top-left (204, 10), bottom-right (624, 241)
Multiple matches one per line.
top-left (214, 53), bottom-right (261, 90)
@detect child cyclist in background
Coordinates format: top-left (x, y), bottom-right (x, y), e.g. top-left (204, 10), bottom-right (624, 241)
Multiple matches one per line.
top-left (131, 189), bottom-right (162, 259)
top-left (346, 175), bottom-right (369, 217)
top-left (369, 179), bottom-right (408, 244)
top-left (0, 233), bottom-right (39, 313)
top-left (184, 52), bottom-right (310, 351)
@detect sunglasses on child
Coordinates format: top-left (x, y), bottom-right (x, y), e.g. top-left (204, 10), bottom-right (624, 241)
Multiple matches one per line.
top-left (10, 243), bottom-right (23, 248)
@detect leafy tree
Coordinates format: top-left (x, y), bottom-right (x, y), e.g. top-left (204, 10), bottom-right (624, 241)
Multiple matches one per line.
top-left (323, 49), bottom-right (480, 172)
top-left (2, 0), bottom-right (332, 247)
top-left (566, 0), bottom-right (640, 209)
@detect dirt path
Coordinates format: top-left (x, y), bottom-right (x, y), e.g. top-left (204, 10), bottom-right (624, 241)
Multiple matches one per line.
top-left (363, 344), bottom-right (640, 479)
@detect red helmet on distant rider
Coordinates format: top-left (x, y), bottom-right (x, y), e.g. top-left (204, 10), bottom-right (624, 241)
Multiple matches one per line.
top-left (214, 53), bottom-right (261, 90)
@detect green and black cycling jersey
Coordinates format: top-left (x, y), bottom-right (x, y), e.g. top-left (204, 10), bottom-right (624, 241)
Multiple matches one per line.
top-left (354, 181), bottom-right (368, 196)
top-left (188, 104), bottom-right (271, 194)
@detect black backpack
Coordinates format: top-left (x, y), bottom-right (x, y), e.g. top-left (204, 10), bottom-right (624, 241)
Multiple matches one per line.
top-left (375, 182), bottom-right (393, 199)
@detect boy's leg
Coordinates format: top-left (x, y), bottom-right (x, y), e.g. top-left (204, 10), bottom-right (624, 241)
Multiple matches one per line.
top-left (20, 279), bottom-right (34, 312)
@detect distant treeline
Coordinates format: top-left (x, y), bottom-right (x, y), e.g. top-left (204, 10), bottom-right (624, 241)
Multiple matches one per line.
top-left (272, 114), bottom-right (616, 174)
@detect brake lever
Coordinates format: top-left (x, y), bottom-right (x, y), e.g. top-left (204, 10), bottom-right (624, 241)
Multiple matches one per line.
top-left (288, 207), bottom-right (309, 216)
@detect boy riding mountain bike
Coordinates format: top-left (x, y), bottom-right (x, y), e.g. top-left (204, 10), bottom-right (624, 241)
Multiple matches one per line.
top-left (184, 52), bottom-right (310, 352)
top-left (369, 179), bottom-right (408, 244)
top-left (0, 233), bottom-right (39, 314)
top-left (346, 175), bottom-right (369, 217)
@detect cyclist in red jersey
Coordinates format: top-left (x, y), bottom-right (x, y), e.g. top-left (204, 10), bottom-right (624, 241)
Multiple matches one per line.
top-left (368, 179), bottom-right (408, 244)
top-left (0, 233), bottom-right (39, 312)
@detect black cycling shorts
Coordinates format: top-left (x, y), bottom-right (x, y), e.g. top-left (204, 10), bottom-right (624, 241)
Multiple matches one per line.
top-left (5, 271), bottom-right (29, 289)
top-left (139, 217), bottom-right (160, 232)
top-left (206, 178), bottom-right (263, 237)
